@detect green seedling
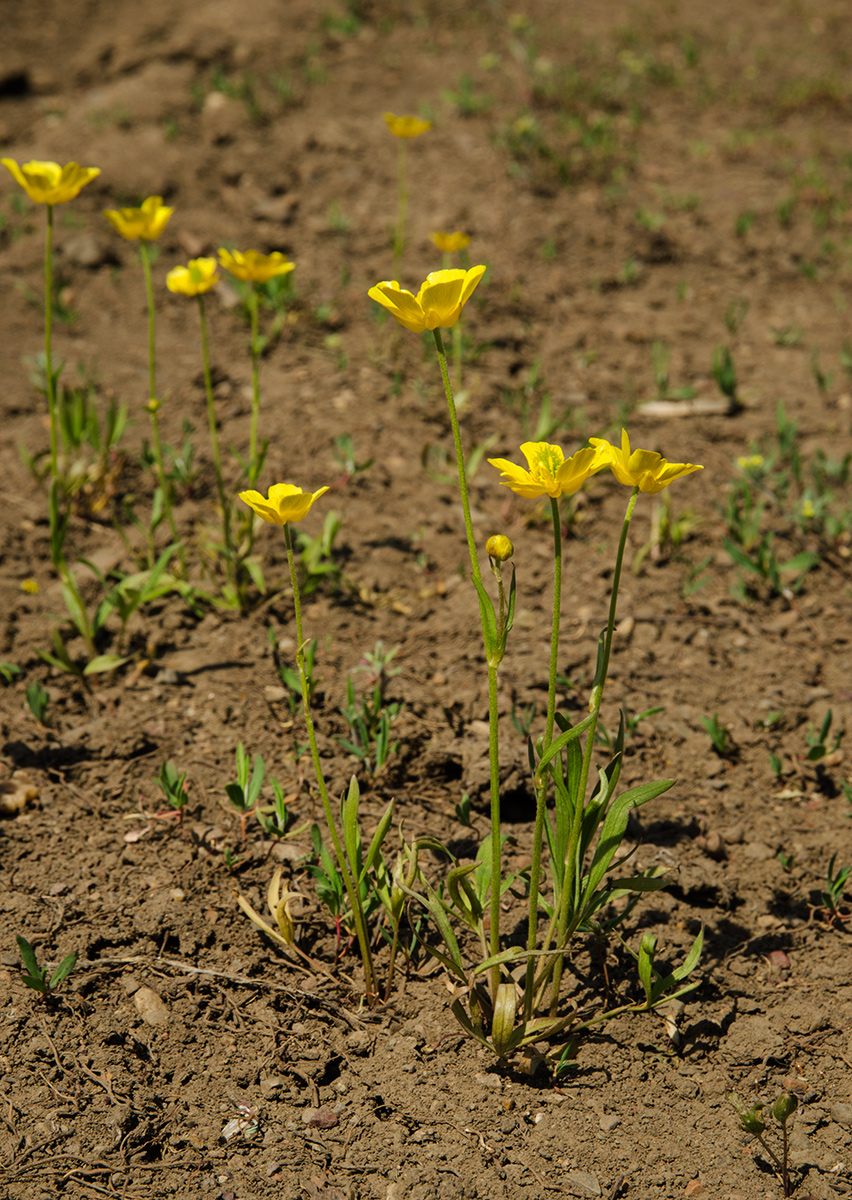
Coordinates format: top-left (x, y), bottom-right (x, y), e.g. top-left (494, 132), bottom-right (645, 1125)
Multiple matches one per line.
top-left (701, 712), bottom-right (731, 756)
top-left (339, 643), bottom-right (404, 776)
top-left (25, 680), bottom-right (50, 725)
top-left (724, 298), bottom-right (749, 335)
top-left (295, 510), bottom-right (343, 595)
top-left (810, 347), bottom-right (834, 396)
top-left (648, 339), bottom-right (695, 402)
top-left (155, 760), bottom-right (190, 820)
top-left (777, 850), bottom-right (795, 872)
top-left (17, 936), bottom-right (77, 1001)
top-left (511, 698), bottom-right (536, 739)
top-left (226, 743), bottom-right (266, 839)
top-left (769, 752), bottom-right (784, 777)
top-left (0, 663), bottom-right (21, 684)
top-left (332, 434), bottom-right (374, 481)
top-left (730, 1091), bottom-right (799, 1198)
top-left (820, 852), bottom-right (851, 924)
top-left (805, 709), bottom-right (843, 762)
top-left (770, 324), bottom-right (803, 347)
top-left (597, 706), bottom-right (664, 751)
top-left (712, 345), bottom-right (741, 410)
top-left (255, 778), bottom-right (296, 839)
top-left (455, 792), bottom-right (473, 828)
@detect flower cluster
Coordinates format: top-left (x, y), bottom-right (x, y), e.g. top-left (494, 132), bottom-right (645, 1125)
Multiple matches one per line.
top-left (490, 430), bottom-right (702, 499)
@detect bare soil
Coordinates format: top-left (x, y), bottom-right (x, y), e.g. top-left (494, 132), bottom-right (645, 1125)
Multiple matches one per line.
top-left (2, 2), bottom-right (852, 1198)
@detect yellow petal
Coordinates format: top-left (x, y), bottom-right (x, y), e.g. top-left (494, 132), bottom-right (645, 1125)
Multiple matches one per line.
top-left (368, 280), bottom-right (427, 332)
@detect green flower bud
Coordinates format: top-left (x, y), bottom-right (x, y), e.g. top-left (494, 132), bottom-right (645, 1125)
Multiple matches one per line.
top-left (772, 1093), bottom-right (798, 1124)
top-left (740, 1105), bottom-right (766, 1137)
top-left (486, 534), bottom-right (514, 562)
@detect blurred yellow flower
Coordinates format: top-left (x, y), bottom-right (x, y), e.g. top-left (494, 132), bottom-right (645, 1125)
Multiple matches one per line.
top-left (103, 195), bottom-right (173, 241)
top-left (218, 248), bottom-right (295, 284)
top-left (489, 441), bottom-right (609, 499)
top-left (368, 266), bottom-right (485, 332)
top-left (736, 454), bottom-right (764, 470)
top-left (166, 258), bottom-right (220, 297)
top-left (590, 429), bottom-right (703, 493)
top-left (20, 578), bottom-right (39, 595)
top-left (430, 231), bottom-right (471, 254)
top-left (2, 158), bottom-right (100, 205)
top-left (383, 112), bottom-right (431, 138)
top-left (239, 483), bottom-right (329, 526)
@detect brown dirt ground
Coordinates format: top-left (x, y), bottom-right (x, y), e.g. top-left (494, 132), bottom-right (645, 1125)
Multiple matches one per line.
top-left (2, 1), bottom-right (852, 1198)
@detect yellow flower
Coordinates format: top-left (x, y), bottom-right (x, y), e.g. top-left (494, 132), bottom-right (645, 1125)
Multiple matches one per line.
top-left (589, 429), bottom-right (703, 493)
top-left (166, 258), bottom-right (220, 296)
top-left (368, 266), bottom-right (486, 332)
top-left (103, 195), bottom-right (173, 240)
top-left (430, 231), bottom-right (471, 254)
top-left (218, 248), bottom-right (295, 284)
top-left (383, 112), bottom-right (431, 138)
top-left (736, 454), bottom-right (764, 470)
top-left (2, 158), bottom-right (100, 205)
top-left (801, 498), bottom-right (815, 519)
top-left (239, 483), bottom-right (329, 526)
top-left (488, 441), bottom-right (610, 499)
top-left (20, 578), bottom-right (39, 595)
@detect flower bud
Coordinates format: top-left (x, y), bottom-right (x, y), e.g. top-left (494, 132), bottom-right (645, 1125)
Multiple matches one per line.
top-left (772, 1093), bottom-right (798, 1124)
top-left (146, 398), bottom-right (161, 414)
top-left (486, 534), bottom-right (514, 562)
top-left (740, 1105), bottom-right (766, 1137)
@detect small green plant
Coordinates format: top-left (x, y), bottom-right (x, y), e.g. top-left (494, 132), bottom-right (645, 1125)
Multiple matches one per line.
top-left (770, 324), bottom-right (803, 347)
top-left (338, 643), bottom-right (404, 776)
top-left (225, 743), bottom-right (266, 839)
top-left (805, 709), bottom-right (842, 762)
top-left (332, 434), bottom-right (374, 481)
top-left (777, 849), bottom-right (795, 872)
top-left (25, 680), bottom-right (50, 725)
top-left (820, 852), bottom-right (851, 924)
top-left (295, 510), bottom-right (343, 595)
top-left (155, 760), bottom-right (190, 820)
top-left (730, 1091), bottom-right (799, 1198)
top-left (0, 663), bottom-right (21, 684)
top-left (455, 792), bottom-right (473, 828)
top-left (597, 706), bottom-right (664, 751)
top-left (442, 74), bottom-right (492, 117)
top-left (701, 712), bottom-right (731, 756)
top-left (648, 339), bottom-right (695, 402)
top-left (734, 208), bottom-right (757, 237)
top-left (16, 936), bottom-right (77, 1001)
top-left (712, 345), bottom-right (741, 410)
top-left (255, 778), bottom-right (295, 839)
top-left (810, 347), bottom-right (834, 397)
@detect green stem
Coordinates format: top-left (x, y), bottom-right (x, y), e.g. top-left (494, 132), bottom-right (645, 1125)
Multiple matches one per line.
top-left (523, 495), bottom-right (562, 1020)
top-left (197, 294), bottom-right (233, 579)
top-left (432, 327), bottom-right (502, 998)
top-left (431, 329), bottom-right (482, 587)
top-left (248, 286), bottom-right (261, 481)
top-left (394, 139), bottom-right (408, 272)
top-left (452, 321), bottom-right (463, 396)
top-left (487, 662), bottom-right (501, 998)
top-left (44, 204), bottom-right (57, 479)
top-left (139, 241), bottom-right (182, 566)
top-left (284, 522), bottom-right (377, 1002)
top-left (541, 486), bottom-right (639, 1012)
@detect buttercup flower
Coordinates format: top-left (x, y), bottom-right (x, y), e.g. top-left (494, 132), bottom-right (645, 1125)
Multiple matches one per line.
top-left (589, 429), bottom-right (703, 493)
top-left (383, 112), bottom-right (431, 138)
top-left (166, 258), bottom-right (220, 297)
top-left (2, 159), bottom-right (100, 205)
top-left (239, 483), bottom-right (329, 526)
top-left (103, 195), bottom-right (173, 241)
top-left (489, 441), bottom-right (610, 499)
top-left (218, 248), bottom-right (295, 284)
top-left (430, 231), bottom-right (471, 254)
top-left (20, 578), bottom-right (39, 595)
top-left (736, 454), bottom-right (764, 471)
top-left (368, 266), bottom-right (486, 333)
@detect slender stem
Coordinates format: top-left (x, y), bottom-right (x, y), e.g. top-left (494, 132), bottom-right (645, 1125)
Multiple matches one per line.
top-left (197, 294), bottom-right (233, 575)
top-left (431, 329), bottom-right (482, 586)
top-left (433, 326), bottom-right (502, 1000)
top-left (248, 286), bottom-right (261, 481)
top-left (523, 496), bottom-right (562, 1020)
top-left (542, 486), bottom-right (639, 1012)
top-left (487, 662), bottom-right (501, 998)
top-left (284, 523), bottom-right (377, 1002)
top-left (394, 139), bottom-right (408, 271)
top-left (44, 204), bottom-right (57, 479)
top-left (139, 241), bottom-right (181, 565)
